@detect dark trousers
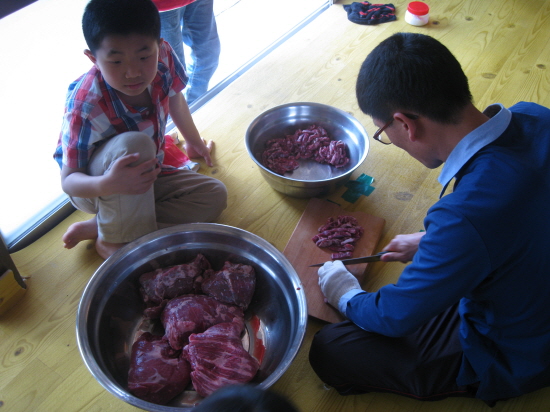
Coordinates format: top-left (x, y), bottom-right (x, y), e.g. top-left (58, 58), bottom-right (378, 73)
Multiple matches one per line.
top-left (309, 303), bottom-right (478, 401)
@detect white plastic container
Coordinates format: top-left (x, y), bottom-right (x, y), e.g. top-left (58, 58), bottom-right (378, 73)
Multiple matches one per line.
top-left (405, 1), bottom-right (430, 26)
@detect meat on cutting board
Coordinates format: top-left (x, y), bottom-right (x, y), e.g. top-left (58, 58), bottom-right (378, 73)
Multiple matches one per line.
top-left (139, 254), bottom-right (211, 305)
top-left (183, 319), bottom-right (260, 397)
top-left (312, 215), bottom-right (364, 259)
top-left (161, 295), bottom-right (244, 350)
top-left (201, 261), bottom-right (256, 309)
top-left (128, 332), bottom-right (191, 405)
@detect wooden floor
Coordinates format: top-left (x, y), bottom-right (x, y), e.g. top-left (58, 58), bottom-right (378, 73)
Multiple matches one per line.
top-left (3, 0), bottom-right (550, 411)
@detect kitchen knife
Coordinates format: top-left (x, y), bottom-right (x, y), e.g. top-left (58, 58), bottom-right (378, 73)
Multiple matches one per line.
top-left (309, 251), bottom-right (389, 267)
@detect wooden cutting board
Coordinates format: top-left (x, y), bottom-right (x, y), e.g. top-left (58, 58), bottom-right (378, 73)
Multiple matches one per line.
top-left (283, 198), bottom-right (385, 323)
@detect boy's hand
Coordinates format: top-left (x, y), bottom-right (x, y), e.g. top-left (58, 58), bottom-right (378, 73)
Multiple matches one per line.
top-left (103, 153), bottom-right (160, 195)
top-left (185, 138), bottom-right (214, 167)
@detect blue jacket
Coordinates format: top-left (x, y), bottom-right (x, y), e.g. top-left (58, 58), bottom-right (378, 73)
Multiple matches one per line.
top-left (346, 102), bottom-right (550, 401)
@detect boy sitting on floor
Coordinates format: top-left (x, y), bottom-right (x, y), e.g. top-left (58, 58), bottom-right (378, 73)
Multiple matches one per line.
top-left (53, 0), bottom-right (227, 259)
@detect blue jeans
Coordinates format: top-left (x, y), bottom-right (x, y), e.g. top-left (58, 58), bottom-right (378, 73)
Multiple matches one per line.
top-left (159, 0), bottom-right (220, 104)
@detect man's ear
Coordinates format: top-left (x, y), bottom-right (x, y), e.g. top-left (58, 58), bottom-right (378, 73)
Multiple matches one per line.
top-left (394, 112), bottom-right (418, 142)
top-left (84, 49), bottom-right (97, 65)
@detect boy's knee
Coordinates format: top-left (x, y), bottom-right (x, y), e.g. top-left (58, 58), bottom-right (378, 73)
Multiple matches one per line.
top-left (111, 131), bottom-right (156, 159)
top-left (87, 132), bottom-right (157, 176)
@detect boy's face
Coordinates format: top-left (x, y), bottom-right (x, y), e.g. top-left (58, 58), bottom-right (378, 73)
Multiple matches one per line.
top-left (85, 34), bottom-right (160, 99)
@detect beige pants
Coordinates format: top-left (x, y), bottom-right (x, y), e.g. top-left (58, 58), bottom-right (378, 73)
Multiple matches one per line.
top-left (70, 132), bottom-right (227, 243)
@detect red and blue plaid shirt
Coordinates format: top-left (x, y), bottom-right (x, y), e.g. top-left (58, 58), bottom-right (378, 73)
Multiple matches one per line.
top-left (54, 40), bottom-right (187, 171)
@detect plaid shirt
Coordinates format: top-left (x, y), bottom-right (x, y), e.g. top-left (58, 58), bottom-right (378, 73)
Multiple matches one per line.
top-left (54, 40), bottom-right (187, 171)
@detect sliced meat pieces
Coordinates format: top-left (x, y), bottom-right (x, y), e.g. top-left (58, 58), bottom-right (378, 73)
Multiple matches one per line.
top-left (261, 124), bottom-right (350, 175)
top-left (312, 215), bottom-right (364, 259)
top-left (183, 319), bottom-right (260, 397)
top-left (261, 144), bottom-right (299, 175)
top-left (201, 261), bottom-right (256, 309)
top-left (128, 332), bottom-right (191, 405)
top-left (161, 295), bottom-right (244, 350)
top-left (330, 251), bottom-right (354, 259)
top-left (316, 140), bottom-right (350, 168)
top-left (139, 254), bottom-right (211, 306)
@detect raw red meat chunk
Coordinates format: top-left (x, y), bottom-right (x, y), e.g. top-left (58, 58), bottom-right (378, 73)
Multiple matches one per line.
top-left (161, 295), bottom-right (244, 350)
top-left (184, 319), bottom-right (260, 397)
top-left (261, 124), bottom-right (350, 175)
top-left (201, 261), bottom-right (256, 309)
top-left (128, 332), bottom-right (191, 405)
top-left (129, 255), bottom-right (259, 404)
top-left (312, 215), bottom-right (364, 259)
top-left (139, 254), bottom-right (211, 305)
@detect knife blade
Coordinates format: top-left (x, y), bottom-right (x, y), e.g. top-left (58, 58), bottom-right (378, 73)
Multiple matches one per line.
top-left (309, 251), bottom-right (389, 267)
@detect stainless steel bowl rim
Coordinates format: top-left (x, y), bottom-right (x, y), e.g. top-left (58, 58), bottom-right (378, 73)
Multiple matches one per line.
top-left (245, 101), bottom-right (369, 183)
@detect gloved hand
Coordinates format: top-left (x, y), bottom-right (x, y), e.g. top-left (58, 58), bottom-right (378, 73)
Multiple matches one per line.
top-left (318, 260), bottom-right (361, 311)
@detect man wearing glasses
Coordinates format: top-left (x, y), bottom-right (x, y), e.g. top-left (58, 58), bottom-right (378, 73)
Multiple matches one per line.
top-left (309, 32), bottom-right (550, 406)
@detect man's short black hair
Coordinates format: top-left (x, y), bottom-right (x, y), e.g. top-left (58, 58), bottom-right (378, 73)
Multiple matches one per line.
top-left (356, 33), bottom-right (473, 124)
top-left (82, 0), bottom-right (161, 54)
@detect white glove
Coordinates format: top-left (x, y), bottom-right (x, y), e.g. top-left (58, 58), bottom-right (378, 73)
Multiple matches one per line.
top-left (318, 260), bottom-right (361, 311)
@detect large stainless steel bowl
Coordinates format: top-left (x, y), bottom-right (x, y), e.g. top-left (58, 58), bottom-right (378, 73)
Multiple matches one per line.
top-left (76, 223), bottom-right (307, 411)
top-left (245, 102), bottom-right (369, 198)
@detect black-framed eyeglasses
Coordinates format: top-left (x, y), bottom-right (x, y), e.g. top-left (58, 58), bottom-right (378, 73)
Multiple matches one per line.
top-left (372, 113), bottom-right (419, 145)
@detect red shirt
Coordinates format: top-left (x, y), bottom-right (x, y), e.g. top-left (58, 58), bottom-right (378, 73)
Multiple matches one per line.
top-left (152, 0), bottom-right (195, 12)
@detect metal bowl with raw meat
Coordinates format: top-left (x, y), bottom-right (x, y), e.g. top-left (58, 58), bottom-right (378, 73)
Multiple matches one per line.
top-left (245, 102), bottom-right (369, 198)
top-left (76, 223), bottom-right (307, 411)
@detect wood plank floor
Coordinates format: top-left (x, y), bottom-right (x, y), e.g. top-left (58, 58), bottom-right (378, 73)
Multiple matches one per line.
top-left (2, 0), bottom-right (550, 411)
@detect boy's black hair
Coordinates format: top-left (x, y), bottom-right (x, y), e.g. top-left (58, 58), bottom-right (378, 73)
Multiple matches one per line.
top-left (356, 33), bottom-right (473, 124)
top-left (82, 0), bottom-right (161, 55)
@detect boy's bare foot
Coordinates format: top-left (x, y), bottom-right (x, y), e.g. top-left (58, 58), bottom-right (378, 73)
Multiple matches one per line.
top-left (62, 216), bottom-right (126, 259)
top-left (63, 217), bottom-right (99, 249)
top-left (95, 237), bottom-right (127, 260)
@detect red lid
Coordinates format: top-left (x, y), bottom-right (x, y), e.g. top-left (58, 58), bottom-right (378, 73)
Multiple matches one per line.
top-left (407, 1), bottom-right (430, 16)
